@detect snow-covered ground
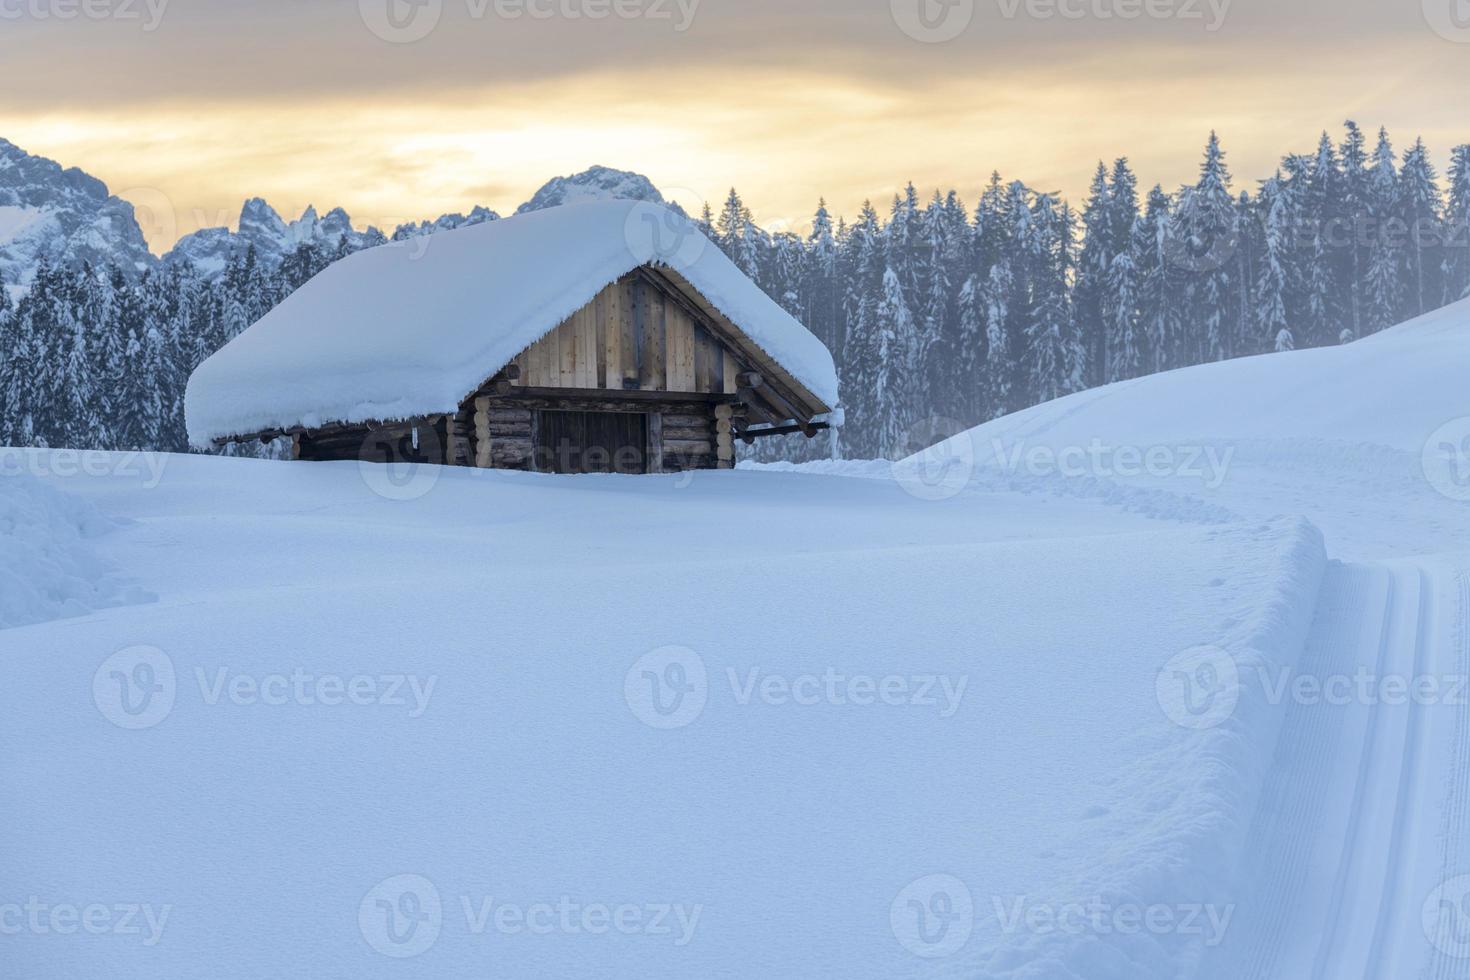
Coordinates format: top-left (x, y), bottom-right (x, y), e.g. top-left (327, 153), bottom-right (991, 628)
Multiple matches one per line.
top-left (5, 301), bottom-right (1470, 979)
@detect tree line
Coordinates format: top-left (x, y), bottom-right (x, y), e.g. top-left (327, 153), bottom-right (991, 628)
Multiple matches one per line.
top-left (1, 122), bottom-right (1467, 461)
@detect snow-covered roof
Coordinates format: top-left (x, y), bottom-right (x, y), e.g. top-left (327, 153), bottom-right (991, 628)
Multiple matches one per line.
top-left (184, 201), bottom-right (839, 448)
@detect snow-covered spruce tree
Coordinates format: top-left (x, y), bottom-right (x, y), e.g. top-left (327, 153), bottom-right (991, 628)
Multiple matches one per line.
top-left (1074, 163), bottom-right (1112, 387)
top-left (1100, 161), bottom-right (1142, 383)
top-left (1172, 133), bottom-right (1240, 364)
top-left (1338, 121), bottom-right (1372, 341)
top-left (983, 260), bottom-right (1015, 421)
top-left (1446, 145), bottom-right (1470, 303)
top-left (875, 265), bottom-right (919, 457)
top-left (1256, 176), bottom-right (1294, 355)
top-left (1399, 137), bottom-right (1444, 320)
top-left (837, 201), bottom-right (885, 459)
top-left (1303, 132), bottom-right (1348, 348)
top-left (1133, 187), bottom-right (1178, 374)
top-left (1029, 194), bottom-right (1085, 400)
top-left (1365, 128), bottom-right (1406, 332)
top-left (716, 189), bottom-right (760, 280)
top-left (915, 192), bottom-right (958, 424)
top-left (0, 270), bottom-right (21, 446)
top-left (802, 200), bottom-right (840, 358)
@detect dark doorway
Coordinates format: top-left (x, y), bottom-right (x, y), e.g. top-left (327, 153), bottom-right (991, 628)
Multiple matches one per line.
top-left (535, 411), bottom-right (648, 475)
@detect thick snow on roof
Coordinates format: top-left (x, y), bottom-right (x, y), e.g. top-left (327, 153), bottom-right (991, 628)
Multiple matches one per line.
top-left (185, 200), bottom-right (839, 448)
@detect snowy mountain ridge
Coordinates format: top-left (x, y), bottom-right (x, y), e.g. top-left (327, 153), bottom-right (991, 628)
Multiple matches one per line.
top-left (0, 137), bottom-right (667, 284)
top-left (0, 138), bottom-right (155, 289)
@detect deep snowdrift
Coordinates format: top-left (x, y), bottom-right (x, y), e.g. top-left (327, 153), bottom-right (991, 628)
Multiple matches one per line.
top-left (0, 468), bottom-right (151, 629)
top-left (893, 297), bottom-right (1470, 561)
top-left (2, 453), bottom-right (1326, 980)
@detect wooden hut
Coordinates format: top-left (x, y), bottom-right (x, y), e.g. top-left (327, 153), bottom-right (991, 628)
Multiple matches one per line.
top-left (185, 201), bottom-right (839, 475)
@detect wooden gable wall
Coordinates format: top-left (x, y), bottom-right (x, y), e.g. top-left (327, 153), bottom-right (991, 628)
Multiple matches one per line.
top-left (506, 273), bottom-right (739, 396)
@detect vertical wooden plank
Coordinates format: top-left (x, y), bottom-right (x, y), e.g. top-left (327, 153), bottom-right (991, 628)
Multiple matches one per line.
top-left (538, 335), bottom-right (556, 387)
top-left (599, 286), bottom-right (616, 390)
top-left (723, 348), bottom-right (738, 394)
top-left (579, 303), bottom-right (598, 389)
top-left (677, 310), bottom-right (696, 391)
top-left (693, 324), bottom-right (716, 393)
top-left (558, 318), bottom-right (576, 388)
top-left (664, 307), bottom-right (680, 391)
top-left (640, 285), bottom-right (666, 390)
top-left (619, 278), bottom-right (638, 388)
top-left (569, 307), bottom-right (584, 389)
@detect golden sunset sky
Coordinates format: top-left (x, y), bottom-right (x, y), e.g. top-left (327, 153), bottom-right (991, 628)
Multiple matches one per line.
top-left (2, 0), bottom-right (1468, 250)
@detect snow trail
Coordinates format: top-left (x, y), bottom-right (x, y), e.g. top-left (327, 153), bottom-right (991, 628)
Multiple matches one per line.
top-left (1206, 563), bottom-right (1392, 980)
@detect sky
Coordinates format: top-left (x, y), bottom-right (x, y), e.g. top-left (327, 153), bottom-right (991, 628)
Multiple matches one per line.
top-left (1, 0), bottom-right (1468, 252)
